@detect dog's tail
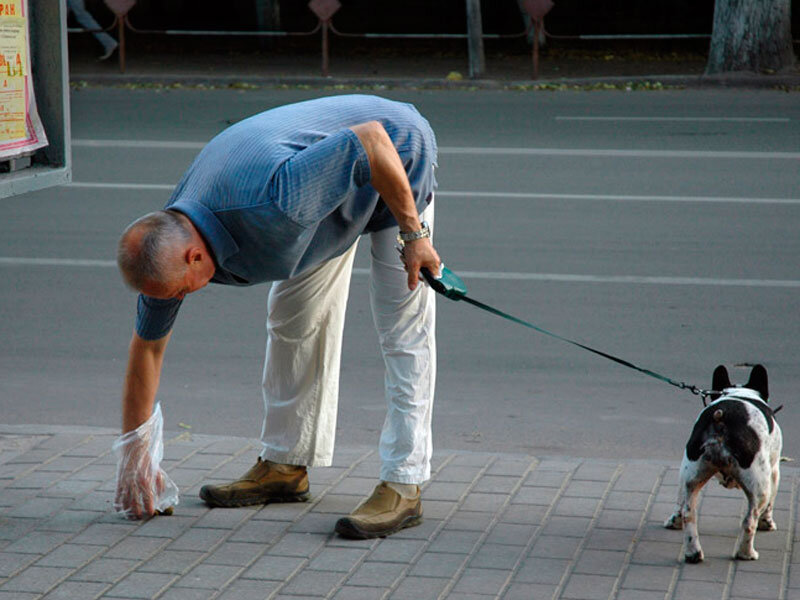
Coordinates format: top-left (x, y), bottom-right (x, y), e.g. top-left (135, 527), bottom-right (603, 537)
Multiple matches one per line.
top-left (701, 409), bottom-right (732, 466)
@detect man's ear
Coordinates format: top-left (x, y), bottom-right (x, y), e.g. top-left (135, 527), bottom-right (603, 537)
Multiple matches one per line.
top-left (186, 246), bottom-right (205, 266)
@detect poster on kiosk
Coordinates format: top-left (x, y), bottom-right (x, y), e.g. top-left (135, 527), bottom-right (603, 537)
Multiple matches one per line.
top-left (0, 0), bottom-right (47, 160)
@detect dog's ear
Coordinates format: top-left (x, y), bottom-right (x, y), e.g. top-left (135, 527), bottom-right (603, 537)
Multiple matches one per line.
top-left (745, 364), bottom-right (769, 400)
top-left (710, 365), bottom-right (731, 400)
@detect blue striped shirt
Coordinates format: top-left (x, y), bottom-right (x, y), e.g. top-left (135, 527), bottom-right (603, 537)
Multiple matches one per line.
top-left (135, 95), bottom-right (438, 340)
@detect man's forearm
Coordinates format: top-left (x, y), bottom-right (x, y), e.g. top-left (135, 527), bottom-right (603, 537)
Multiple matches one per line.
top-left (122, 332), bottom-right (170, 433)
top-left (349, 121), bottom-right (421, 233)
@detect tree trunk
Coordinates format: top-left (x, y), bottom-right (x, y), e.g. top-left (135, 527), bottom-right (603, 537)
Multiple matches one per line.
top-left (706, 0), bottom-right (795, 74)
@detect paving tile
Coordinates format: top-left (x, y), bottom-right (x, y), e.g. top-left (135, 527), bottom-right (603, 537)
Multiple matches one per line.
top-left (289, 513), bottom-right (337, 534)
top-left (468, 543), bottom-right (525, 570)
top-left (529, 535), bottom-right (581, 560)
top-left (203, 542), bottom-right (262, 567)
top-left (514, 557), bottom-right (570, 584)
top-left (563, 480), bottom-right (609, 498)
top-left (512, 486), bottom-right (560, 506)
top-left (332, 586), bottom-right (387, 600)
top-left (40, 581), bottom-right (109, 600)
top-left (500, 504), bottom-right (547, 525)
top-left (35, 543), bottom-right (104, 568)
top-left (428, 530), bottom-right (482, 554)
top-left (168, 527), bottom-right (230, 552)
top-left (1, 566), bottom-right (71, 594)
top-left (673, 580), bottom-right (726, 600)
top-left (156, 588), bottom-right (216, 600)
top-left (214, 579), bottom-right (281, 600)
top-left (523, 470), bottom-right (569, 488)
top-left (410, 552), bottom-right (465, 578)
top-left (138, 550), bottom-right (205, 575)
top-left (389, 576), bottom-right (449, 600)
top-left (585, 528), bottom-right (636, 552)
top-left (562, 573), bottom-right (617, 600)
top-left (307, 547), bottom-right (367, 572)
top-left (573, 463), bottom-right (619, 482)
top-left (266, 532), bottom-right (327, 558)
top-left (347, 561), bottom-right (406, 587)
top-left (621, 565), bottom-right (677, 592)
top-left (69, 523), bottom-right (135, 546)
top-left (130, 515), bottom-right (196, 539)
top-left (3, 497), bottom-right (71, 519)
top-left (70, 558), bottom-right (139, 584)
top-left (445, 511), bottom-right (495, 532)
top-left (553, 496), bottom-right (601, 518)
top-left (541, 516), bottom-right (592, 538)
top-left (192, 507), bottom-right (254, 530)
top-left (227, 518), bottom-right (287, 544)
top-left (472, 475), bottom-right (519, 495)
top-left (241, 555), bottom-right (305, 581)
top-left (460, 492), bottom-right (507, 513)
top-left (452, 567), bottom-right (510, 595)
top-left (368, 539), bottom-right (425, 564)
top-left (630, 541), bottom-right (683, 566)
top-left (616, 590), bottom-right (667, 600)
top-left (2, 532), bottom-right (71, 555)
top-left (280, 569), bottom-right (346, 597)
top-left (730, 570), bottom-right (782, 599)
top-left (485, 522), bottom-right (536, 546)
top-left (572, 549), bottom-right (626, 575)
top-left (0, 553), bottom-right (39, 578)
top-left (606, 491), bottom-right (651, 511)
top-left (177, 564), bottom-right (242, 590)
top-left (105, 572), bottom-right (177, 598)
top-left (504, 582), bottom-right (558, 599)
top-left (0, 592), bottom-right (39, 600)
top-left (422, 481), bottom-right (471, 501)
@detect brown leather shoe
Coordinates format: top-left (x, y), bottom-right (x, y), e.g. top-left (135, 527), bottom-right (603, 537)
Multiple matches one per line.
top-left (335, 482), bottom-right (423, 539)
top-left (199, 458), bottom-right (310, 508)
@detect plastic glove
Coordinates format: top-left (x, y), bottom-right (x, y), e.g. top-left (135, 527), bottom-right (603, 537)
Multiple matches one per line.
top-left (113, 403), bottom-right (179, 519)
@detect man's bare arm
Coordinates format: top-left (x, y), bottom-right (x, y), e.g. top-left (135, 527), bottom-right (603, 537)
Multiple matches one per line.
top-left (349, 121), bottom-right (440, 290)
top-left (122, 331), bottom-right (171, 433)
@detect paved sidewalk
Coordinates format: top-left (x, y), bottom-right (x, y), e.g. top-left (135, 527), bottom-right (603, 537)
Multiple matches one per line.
top-left (1, 425), bottom-right (798, 599)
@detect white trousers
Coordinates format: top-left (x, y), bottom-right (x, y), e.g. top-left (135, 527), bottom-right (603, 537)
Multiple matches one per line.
top-left (260, 203), bottom-right (436, 484)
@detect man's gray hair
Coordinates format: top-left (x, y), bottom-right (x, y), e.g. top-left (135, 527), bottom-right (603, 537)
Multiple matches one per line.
top-left (117, 210), bottom-right (193, 291)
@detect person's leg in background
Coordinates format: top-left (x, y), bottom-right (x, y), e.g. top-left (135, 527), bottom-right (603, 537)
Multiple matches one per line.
top-left (67, 0), bottom-right (118, 59)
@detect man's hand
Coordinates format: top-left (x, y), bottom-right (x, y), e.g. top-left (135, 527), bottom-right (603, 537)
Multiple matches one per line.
top-left (400, 237), bottom-right (441, 291)
top-left (114, 435), bottom-right (166, 519)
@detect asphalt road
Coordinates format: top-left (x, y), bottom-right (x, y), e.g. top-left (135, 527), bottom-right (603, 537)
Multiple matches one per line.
top-left (2, 87), bottom-right (798, 462)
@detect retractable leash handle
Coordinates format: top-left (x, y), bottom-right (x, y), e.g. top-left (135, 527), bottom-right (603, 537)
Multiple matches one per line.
top-left (421, 265), bottom-right (468, 300)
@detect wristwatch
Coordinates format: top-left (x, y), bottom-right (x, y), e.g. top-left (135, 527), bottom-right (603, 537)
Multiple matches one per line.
top-left (397, 221), bottom-right (431, 244)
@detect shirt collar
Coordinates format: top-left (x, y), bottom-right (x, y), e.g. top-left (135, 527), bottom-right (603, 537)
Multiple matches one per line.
top-left (168, 200), bottom-right (239, 265)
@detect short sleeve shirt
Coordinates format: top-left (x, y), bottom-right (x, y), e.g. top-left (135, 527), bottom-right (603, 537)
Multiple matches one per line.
top-left (135, 94), bottom-right (438, 340)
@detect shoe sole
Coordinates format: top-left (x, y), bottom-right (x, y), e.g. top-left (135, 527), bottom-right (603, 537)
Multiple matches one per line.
top-left (199, 487), bottom-right (310, 508)
top-left (334, 514), bottom-right (423, 540)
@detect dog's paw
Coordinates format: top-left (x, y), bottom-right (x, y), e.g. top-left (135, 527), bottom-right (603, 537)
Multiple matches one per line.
top-left (664, 513), bottom-right (683, 530)
top-left (685, 550), bottom-right (704, 563)
top-left (758, 518), bottom-right (777, 531)
top-left (736, 548), bottom-right (759, 561)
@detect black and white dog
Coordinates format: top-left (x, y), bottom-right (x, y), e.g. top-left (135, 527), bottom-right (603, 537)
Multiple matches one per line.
top-left (664, 365), bottom-right (782, 563)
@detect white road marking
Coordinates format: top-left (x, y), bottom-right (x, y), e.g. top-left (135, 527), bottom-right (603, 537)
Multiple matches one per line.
top-left (64, 182), bottom-right (799, 205)
top-left (438, 146), bottom-right (800, 160)
top-left (68, 182), bottom-right (175, 191)
top-left (2, 257), bottom-right (797, 288)
top-left (555, 116), bottom-right (791, 123)
top-left (71, 139), bottom-right (800, 160)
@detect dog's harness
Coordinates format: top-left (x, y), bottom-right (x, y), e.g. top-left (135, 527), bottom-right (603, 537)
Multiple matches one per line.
top-left (423, 266), bottom-right (728, 406)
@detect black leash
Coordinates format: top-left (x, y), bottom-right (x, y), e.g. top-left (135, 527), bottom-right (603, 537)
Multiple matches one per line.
top-left (421, 266), bottom-right (713, 404)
